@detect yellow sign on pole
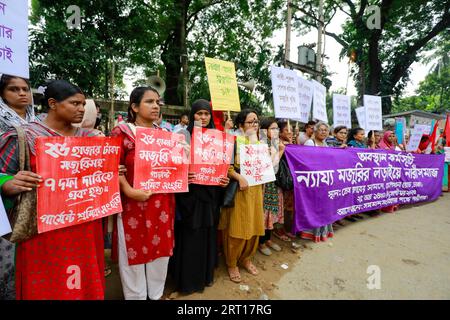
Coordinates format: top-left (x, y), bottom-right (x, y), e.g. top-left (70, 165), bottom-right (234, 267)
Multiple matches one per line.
top-left (205, 57), bottom-right (241, 112)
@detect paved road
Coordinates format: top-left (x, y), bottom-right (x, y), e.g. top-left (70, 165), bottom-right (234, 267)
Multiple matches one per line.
top-left (275, 193), bottom-right (450, 299)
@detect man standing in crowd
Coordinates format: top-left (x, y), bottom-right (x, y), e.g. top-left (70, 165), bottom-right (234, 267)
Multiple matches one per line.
top-left (297, 121), bottom-right (316, 145)
top-left (173, 112), bottom-right (189, 132)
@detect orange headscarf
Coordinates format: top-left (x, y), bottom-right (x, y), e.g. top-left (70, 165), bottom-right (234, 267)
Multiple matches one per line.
top-left (379, 131), bottom-right (395, 150)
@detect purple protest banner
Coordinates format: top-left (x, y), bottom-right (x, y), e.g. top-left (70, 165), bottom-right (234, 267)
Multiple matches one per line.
top-left (284, 145), bottom-right (445, 233)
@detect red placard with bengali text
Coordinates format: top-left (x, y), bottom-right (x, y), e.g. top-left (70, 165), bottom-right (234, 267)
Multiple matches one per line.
top-left (134, 127), bottom-right (189, 193)
top-left (189, 127), bottom-right (235, 185)
top-left (36, 136), bottom-right (122, 233)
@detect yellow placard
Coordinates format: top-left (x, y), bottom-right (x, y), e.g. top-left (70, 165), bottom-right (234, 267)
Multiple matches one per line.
top-left (205, 57), bottom-right (241, 112)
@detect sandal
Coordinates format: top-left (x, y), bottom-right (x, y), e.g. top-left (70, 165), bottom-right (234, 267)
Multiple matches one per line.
top-left (266, 240), bottom-right (281, 252)
top-left (242, 261), bottom-right (259, 276)
top-left (259, 244), bottom-right (272, 256)
top-left (104, 266), bottom-right (112, 277)
top-left (273, 230), bottom-right (291, 242)
top-left (228, 267), bottom-right (242, 283)
top-left (285, 232), bottom-right (297, 240)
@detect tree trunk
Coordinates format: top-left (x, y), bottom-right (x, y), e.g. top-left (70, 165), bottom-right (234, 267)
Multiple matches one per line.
top-left (383, 96), bottom-right (392, 115)
top-left (104, 63), bottom-right (109, 99)
top-left (161, 42), bottom-right (182, 106)
top-left (358, 60), bottom-right (365, 106)
top-left (367, 38), bottom-right (382, 96)
top-left (161, 0), bottom-right (186, 106)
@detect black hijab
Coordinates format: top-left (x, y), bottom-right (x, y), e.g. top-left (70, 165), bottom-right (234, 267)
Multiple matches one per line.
top-left (177, 99), bottom-right (220, 224)
top-left (186, 99), bottom-right (215, 134)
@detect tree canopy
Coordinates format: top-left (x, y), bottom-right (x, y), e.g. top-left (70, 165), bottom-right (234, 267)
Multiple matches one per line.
top-left (393, 36), bottom-right (450, 113)
top-left (29, 0), bottom-right (449, 116)
top-left (29, 0), bottom-right (285, 113)
top-left (292, 0), bottom-right (450, 114)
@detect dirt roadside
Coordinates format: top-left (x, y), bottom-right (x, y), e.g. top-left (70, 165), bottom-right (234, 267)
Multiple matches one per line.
top-left (105, 192), bottom-right (450, 300)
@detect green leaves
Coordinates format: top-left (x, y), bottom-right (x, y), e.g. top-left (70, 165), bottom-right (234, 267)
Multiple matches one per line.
top-left (29, 0), bottom-right (286, 112)
top-left (290, 0), bottom-right (449, 113)
top-left (29, 0), bottom-right (141, 98)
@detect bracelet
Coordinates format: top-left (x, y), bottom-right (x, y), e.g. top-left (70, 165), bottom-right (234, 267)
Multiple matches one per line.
top-left (0, 175), bottom-right (14, 194)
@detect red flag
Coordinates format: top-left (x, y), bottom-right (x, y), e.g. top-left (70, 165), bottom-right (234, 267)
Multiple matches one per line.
top-left (429, 120), bottom-right (440, 153)
top-left (441, 114), bottom-right (450, 147)
top-left (210, 101), bottom-right (225, 131)
top-left (213, 110), bottom-right (224, 131)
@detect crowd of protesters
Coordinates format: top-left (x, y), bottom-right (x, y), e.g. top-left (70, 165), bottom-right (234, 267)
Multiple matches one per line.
top-left (0, 74), bottom-right (447, 300)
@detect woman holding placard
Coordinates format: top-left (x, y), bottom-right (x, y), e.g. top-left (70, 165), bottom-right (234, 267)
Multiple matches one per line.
top-left (169, 99), bottom-right (230, 294)
top-left (258, 118), bottom-right (284, 256)
top-left (273, 120), bottom-right (296, 242)
top-left (110, 86), bottom-right (175, 300)
top-left (0, 80), bottom-right (106, 300)
top-left (218, 109), bottom-right (264, 283)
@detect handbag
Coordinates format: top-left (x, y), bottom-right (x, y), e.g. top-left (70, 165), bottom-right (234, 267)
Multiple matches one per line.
top-left (221, 141), bottom-right (240, 208)
top-left (5, 125), bottom-right (38, 243)
top-left (222, 178), bottom-right (239, 208)
top-left (275, 155), bottom-right (294, 191)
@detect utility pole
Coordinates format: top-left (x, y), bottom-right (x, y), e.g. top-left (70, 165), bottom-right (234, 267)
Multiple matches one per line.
top-left (109, 60), bottom-right (115, 133)
top-left (285, 0), bottom-right (293, 132)
top-left (284, 0), bottom-right (292, 67)
top-left (181, 0), bottom-right (189, 109)
top-left (316, 0), bottom-right (324, 82)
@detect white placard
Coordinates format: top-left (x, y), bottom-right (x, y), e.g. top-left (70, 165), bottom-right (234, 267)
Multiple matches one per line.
top-left (363, 95), bottom-right (382, 130)
top-left (240, 144), bottom-right (276, 186)
top-left (0, 197), bottom-right (12, 237)
top-left (332, 94), bottom-right (351, 127)
top-left (355, 106), bottom-right (366, 129)
top-left (271, 66), bottom-right (299, 120)
top-left (406, 127), bottom-right (425, 152)
top-left (414, 124), bottom-right (431, 135)
top-left (0, 0), bottom-right (29, 78)
top-left (311, 79), bottom-right (327, 123)
top-left (445, 147), bottom-right (450, 162)
top-left (296, 76), bottom-right (313, 123)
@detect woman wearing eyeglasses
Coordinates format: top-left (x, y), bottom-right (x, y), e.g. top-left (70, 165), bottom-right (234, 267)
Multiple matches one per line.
top-left (218, 109), bottom-right (264, 283)
top-left (326, 126), bottom-right (348, 148)
top-left (300, 122), bottom-right (335, 242)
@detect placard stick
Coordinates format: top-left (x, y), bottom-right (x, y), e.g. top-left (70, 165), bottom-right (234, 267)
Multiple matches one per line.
top-left (288, 119), bottom-right (291, 133)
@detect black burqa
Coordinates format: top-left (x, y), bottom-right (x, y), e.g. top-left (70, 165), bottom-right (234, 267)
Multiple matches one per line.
top-left (169, 99), bottom-right (223, 293)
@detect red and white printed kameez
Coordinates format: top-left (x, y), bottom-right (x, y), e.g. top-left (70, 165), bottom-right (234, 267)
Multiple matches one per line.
top-left (110, 123), bottom-right (174, 300)
top-left (0, 123), bottom-right (105, 300)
